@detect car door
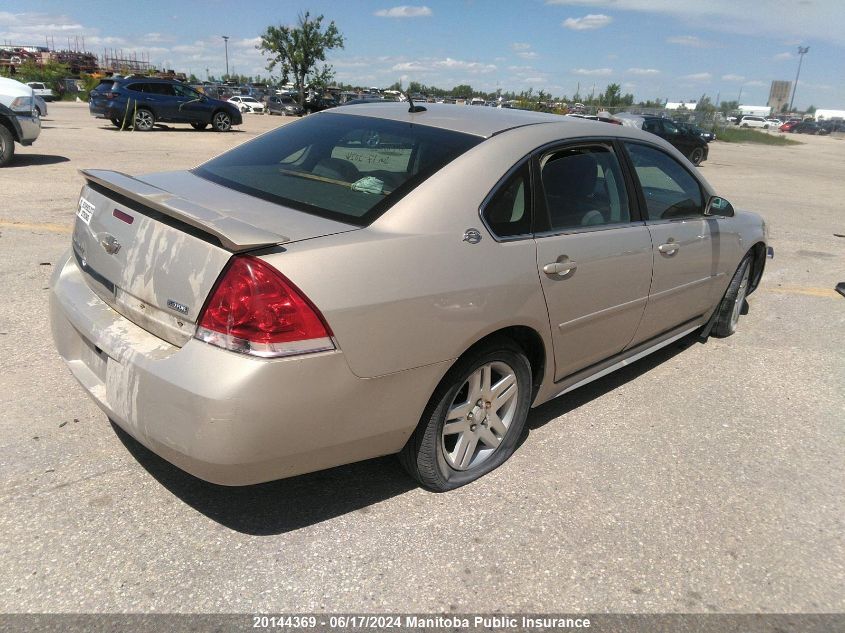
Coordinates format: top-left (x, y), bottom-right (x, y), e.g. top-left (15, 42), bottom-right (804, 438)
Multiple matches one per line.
top-left (172, 84), bottom-right (206, 122)
top-left (621, 141), bottom-right (719, 345)
top-left (532, 142), bottom-right (653, 380)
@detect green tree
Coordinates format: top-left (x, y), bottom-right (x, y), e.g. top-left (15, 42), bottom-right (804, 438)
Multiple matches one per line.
top-left (719, 100), bottom-right (739, 116)
top-left (259, 11), bottom-right (344, 106)
top-left (602, 83), bottom-right (622, 107)
top-left (451, 84), bottom-right (474, 98)
top-left (805, 104), bottom-right (816, 114)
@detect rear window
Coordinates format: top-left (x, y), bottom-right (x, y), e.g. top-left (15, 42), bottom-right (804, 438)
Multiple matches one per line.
top-left (193, 113), bottom-right (483, 225)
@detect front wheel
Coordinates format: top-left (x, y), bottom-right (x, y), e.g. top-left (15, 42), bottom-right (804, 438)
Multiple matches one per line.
top-left (689, 147), bottom-right (704, 166)
top-left (211, 110), bottom-right (232, 132)
top-left (711, 255), bottom-right (753, 338)
top-left (190, 122), bottom-right (208, 130)
top-left (399, 338), bottom-right (532, 491)
top-left (110, 117), bottom-right (123, 128)
top-left (0, 125), bottom-right (15, 167)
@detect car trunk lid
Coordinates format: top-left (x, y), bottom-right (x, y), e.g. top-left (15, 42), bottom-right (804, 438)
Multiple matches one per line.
top-left (72, 169), bottom-right (358, 347)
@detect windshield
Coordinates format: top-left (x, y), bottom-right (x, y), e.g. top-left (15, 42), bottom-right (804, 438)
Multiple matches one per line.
top-left (193, 113), bottom-right (483, 226)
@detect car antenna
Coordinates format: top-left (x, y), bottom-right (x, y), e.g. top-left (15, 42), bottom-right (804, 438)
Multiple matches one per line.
top-left (402, 90), bottom-right (426, 113)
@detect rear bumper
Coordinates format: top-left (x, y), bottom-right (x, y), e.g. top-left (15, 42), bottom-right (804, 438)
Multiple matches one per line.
top-left (49, 251), bottom-right (445, 485)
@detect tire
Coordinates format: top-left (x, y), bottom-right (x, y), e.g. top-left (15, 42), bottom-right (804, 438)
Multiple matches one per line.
top-left (399, 337), bottom-right (532, 491)
top-left (0, 124), bottom-right (15, 167)
top-left (741, 123), bottom-right (748, 127)
top-left (211, 110), bottom-right (232, 132)
top-left (190, 122), bottom-right (208, 130)
top-left (110, 117), bottom-right (123, 128)
top-left (711, 255), bottom-right (753, 338)
top-left (689, 147), bottom-right (704, 166)
top-left (133, 108), bottom-right (155, 131)
top-left (36, 104), bottom-right (45, 117)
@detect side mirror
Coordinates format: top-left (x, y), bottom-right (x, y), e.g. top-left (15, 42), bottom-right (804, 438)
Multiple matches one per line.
top-left (705, 195), bottom-right (734, 217)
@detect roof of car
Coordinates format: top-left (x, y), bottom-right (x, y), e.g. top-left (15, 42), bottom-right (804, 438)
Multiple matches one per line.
top-left (322, 102), bottom-right (601, 138)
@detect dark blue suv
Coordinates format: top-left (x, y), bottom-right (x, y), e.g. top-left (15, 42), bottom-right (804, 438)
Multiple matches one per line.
top-left (89, 78), bottom-right (242, 132)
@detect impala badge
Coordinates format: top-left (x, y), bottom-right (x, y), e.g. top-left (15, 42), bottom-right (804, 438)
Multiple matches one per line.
top-left (97, 232), bottom-right (122, 255)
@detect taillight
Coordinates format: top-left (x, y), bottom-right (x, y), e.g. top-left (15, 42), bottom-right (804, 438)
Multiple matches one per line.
top-left (195, 255), bottom-right (334, 358)
top-left (102, 91), bottom-right (119, 99)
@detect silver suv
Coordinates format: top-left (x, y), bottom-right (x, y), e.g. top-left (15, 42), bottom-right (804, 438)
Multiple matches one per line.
top-left (0, 77), bottom-right (41, 167)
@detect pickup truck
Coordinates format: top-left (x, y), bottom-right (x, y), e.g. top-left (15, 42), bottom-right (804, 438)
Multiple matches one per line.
top-left (26, 81), bottom-right (56, 102)
top-left (0, 77), bottom-right (42, 167)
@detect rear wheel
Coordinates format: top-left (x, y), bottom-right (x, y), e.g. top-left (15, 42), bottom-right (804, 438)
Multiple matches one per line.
top-left (399, 338), bottom-right (532, 491)
top-left (711, 255), bottom-right (752, 338)
top-left (689, 147), bottom-right (704, 166)
top-left (133, 108), bottom-right (155, 131)
top-left (211, 110), bottom-right (232, 132)
top-left (190, 122), bottom-right (208, 130)
top-left (0, 125), bottom-right (15, 167)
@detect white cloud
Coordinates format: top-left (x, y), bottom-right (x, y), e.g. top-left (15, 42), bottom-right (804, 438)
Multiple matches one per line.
top-left (627, 67), bottom-right (660, 75)
top-left (773, 52), bottom-right (793, 60)
top-left (682, 72), bottom-right (713, 81)
top-left (721, 74), bottom-right (744, 82)
top-left (563, 14), bottom-right (613, 30)
top-left (374, 6), bottom-right (433, 18)
top-left (511, 43), bottom-right (539, 59)
top-left (666, 35), bottom-right (712, 48)
top-left (543, 0), bottom-right (842, 46)
top-left (572, 67), bottom-right (613, 76)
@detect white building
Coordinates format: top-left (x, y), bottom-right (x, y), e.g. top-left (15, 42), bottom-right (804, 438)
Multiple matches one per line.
top-left (815, 109), bottom-right (845, 121)
top-left (664, 101), bottom-right (698, 111)
top-left (738, 104), bottom-right (772, 117)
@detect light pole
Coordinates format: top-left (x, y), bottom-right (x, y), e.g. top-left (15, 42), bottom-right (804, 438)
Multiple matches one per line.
top-left (788, 46), bottom-right (809, 113)
top-left (222, 35), bottom-right (230, 79)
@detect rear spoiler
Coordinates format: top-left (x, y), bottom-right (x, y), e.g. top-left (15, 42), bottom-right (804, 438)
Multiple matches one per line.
top-left (80, 169), bottom-right (289, 252)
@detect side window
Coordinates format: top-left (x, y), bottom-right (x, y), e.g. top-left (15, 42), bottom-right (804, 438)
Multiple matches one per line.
top-left (662, 120), bottom-right (679, 135)
top-left (126, 83), bottom-right (145, 93)
top-left (643, 119), bottom-right (660, 133)
top-left (624, 143), bottom-right (704, 220)
top-left (173, 84), bottom-right (196, 98)
top-left (147, 83), bottom-right (175, 96)
top-left (540, 145), bottom-right (630, 231)
top-left (483, 164), bottom-right (532, 237)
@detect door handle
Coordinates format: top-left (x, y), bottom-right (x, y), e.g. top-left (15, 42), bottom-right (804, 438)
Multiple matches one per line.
top-left (543, 260), bottom-right (577, 276)
top-left (658, 241), bottom-right (680, 255)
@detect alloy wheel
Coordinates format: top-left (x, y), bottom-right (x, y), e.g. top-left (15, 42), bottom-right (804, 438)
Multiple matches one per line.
top-left (441, 361), bottom-right (519, 471)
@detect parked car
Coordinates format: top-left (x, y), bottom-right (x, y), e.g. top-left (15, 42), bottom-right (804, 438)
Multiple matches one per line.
top-left (779, 120), bottom-right (800, 132)
top-left (819, 120), bottom-right (845, 133)
top-left (50, 103), bottom-right (769, 491)
top-left (89, 78), bottom-right (242, 132)
top-left (765, 118), bottom-right (783, 129)
top-left (738, 116), bottom-right (773, 129)
top-left (26, 81), bottom-right (56, 102)
top-left (265, 95), bottom-right (303, 116)
top-left (303, 94), bottom-right (338, 114)
top-left (790, 121), bottom-right (830, 135)
top-left (615, 113), bottom-right (709, 165)
top-left (228, 95), bottom-right (265, 114)
top-left (0, 76), bottom-right (41, 167)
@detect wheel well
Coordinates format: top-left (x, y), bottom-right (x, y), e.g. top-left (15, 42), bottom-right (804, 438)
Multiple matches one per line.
top-left (748, 241), bottom-right (767, 294)
top-left (0, 116), bottom-right (18, 142)
top-left (463, 326), bottom-right (546, 399)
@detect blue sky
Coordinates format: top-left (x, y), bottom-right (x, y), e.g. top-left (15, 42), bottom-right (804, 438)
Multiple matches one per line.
top-left (2, 1), bottom-right (842, 107)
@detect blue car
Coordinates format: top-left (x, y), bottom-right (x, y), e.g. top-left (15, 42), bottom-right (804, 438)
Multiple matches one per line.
top-left (89, 78), bottom-right (242, 132)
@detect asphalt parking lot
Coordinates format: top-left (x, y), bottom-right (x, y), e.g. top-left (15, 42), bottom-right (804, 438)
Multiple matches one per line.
top-left (0, 103), bottom-right (843, 613)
